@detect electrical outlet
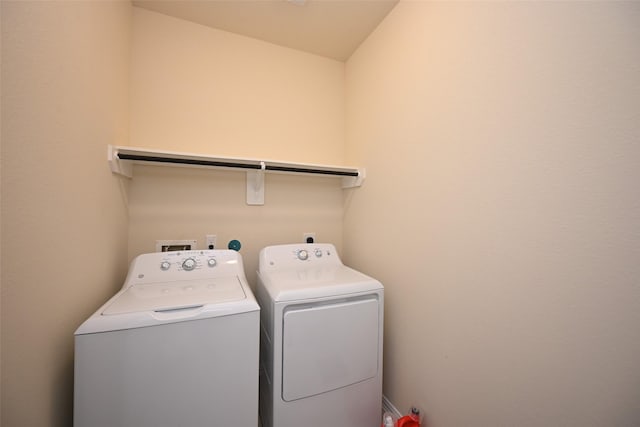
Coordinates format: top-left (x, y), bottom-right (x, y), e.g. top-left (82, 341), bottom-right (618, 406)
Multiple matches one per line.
top-left (303, 232), bottom-right (316, 244)
top-left (205, 234), bottom-right (217, 250)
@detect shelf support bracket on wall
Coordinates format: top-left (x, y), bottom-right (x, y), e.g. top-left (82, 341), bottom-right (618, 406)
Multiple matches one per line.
top-left (108, 145), bottom-right (133, 178)
top-left (341, 168), bottom-right (365, 189)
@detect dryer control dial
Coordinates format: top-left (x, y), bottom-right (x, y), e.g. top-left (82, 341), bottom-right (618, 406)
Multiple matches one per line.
top-left (297, 250), bottom-right (309, 261)
top-left (160, 261), bottom-right (171, 271)
top-left (182, 258), bottom-right (197, 271)
top-left (315, 249), bottom-right (323, 258)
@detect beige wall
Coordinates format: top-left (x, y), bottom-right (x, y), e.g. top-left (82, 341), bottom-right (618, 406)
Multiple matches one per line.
top-left (130, 7), bottom-right (345, 165)
top-left (0, 2), bottom-right (131, 426)
top-left (3, 1), bottom-right (639, 426)
top-left (128, 8), bottom-right (346, 280)
top-left (345, 1), bottom-right (640, 426)
top-left (128, 166), bottom-right (344, 287)
top-left (0, 4), bottom-right (3, 422)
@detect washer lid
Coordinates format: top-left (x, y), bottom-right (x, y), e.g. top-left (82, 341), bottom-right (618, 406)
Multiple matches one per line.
top-left (261, 265), bottom-right (382, 302)
top-left (102, 277), bottom-right (246, 315)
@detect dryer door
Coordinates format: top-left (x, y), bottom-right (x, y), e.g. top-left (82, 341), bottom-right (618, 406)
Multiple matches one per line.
top-left (281, 295), bottom-right (379, 402)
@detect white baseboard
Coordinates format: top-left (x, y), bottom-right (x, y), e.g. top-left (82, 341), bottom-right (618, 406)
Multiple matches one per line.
top-left (382, 395), bottom-right (403, 418)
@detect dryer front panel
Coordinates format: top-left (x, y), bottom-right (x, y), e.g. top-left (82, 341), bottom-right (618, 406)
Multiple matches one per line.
top-left (281, 295), bottom-right (379, 402)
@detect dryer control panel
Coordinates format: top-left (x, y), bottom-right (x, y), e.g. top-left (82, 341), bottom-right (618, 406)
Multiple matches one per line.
top-left (259, 243), bottom-right (342, 272)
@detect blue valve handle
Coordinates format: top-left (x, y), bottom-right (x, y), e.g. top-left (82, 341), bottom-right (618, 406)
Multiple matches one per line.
top-left (228, 239), bottom-right (241, 251)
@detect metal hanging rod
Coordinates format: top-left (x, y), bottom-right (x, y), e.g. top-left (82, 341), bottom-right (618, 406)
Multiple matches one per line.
top-left (116, 152), bottom-right (264, 171)
top-left (264, 164), bottom-right (358, 177)
top-left (116, 152), bottom-right (359, 177)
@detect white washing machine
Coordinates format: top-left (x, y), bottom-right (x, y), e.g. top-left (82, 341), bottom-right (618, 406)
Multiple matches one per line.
top-left (74, 249), bottom-right (260, 427)
top-left (256, 243), bottom-right (383, 427)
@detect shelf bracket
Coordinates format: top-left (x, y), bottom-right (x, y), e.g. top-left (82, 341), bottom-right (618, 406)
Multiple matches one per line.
top-left (342, 168), bottom-right (366, 189)
top-left (108, 145), bottom-right (133, 178)
top-left (246, 162), bottom-right (266, 205)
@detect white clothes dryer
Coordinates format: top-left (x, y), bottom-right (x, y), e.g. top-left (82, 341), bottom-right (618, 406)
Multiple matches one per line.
top-left (74, 249), bottom-right (259, 427)
top-left (256, 243), bottom-right (383, 427)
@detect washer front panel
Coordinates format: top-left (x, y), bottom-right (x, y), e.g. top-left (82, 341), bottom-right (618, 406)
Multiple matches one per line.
top-left (75, 309), bottom-right (259, 427)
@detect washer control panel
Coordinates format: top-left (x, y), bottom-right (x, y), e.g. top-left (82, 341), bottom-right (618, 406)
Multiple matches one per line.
top-left (124, 249), bottom-right (244, 286)
top-left (259, 243), bottom-right (342, 272)
top-left (155, 254), bottom-right (218, 272)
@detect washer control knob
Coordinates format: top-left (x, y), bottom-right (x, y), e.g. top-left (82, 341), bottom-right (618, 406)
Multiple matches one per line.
top-left (207, 258), bottom-right (217, 268)
top-left (160, 261), bottom-right (171, 271)
top-left (297, 250), bottom-right (309, 261)
top-left (315, 249), bottom-right (323, 258)
top-left (182, 258), bottom-right (197, 271)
